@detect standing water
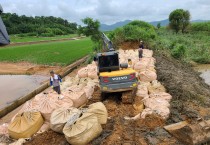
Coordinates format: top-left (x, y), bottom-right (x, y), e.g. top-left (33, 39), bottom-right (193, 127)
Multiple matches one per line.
top-left (194, 64), bottom-right (210, 85)
top-left (0, 75), bottom-right (48, 109)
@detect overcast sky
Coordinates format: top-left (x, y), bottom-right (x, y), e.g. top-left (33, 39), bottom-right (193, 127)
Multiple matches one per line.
top-left (1, 0), bottom-right (210, 24)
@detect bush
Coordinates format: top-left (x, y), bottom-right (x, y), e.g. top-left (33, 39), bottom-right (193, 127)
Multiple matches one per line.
top-left (40, 33), bottom-right (55, 37)
top-left (191, 22), bottom-right (210, 32)
top-left (171, 44), bottom-right (186, 59)
top-left (26, 32), bottom-right (37, 36)
top-left (52, 28), bottom-right (65, 35)
top-left (111, 20), bottom-right (157, 46)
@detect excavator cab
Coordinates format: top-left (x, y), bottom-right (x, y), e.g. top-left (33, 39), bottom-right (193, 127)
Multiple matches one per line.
top-left (95, 33), bottom-right (138, 103)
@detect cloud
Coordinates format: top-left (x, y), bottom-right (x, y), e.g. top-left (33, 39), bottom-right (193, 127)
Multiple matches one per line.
top-left (1, 0), bottom-right (210, 24)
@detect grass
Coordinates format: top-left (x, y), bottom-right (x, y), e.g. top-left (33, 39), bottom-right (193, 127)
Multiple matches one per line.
top-left (150, 28), bottom-right (210, 64)
top-left (0, 38), bottom-right (93, 66)
top-left (10, 34), bottom-right (78, 43)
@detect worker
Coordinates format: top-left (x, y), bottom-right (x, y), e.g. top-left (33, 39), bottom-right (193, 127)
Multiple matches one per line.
top-left (138, 40), bottom-right (144, 60)
top-left (50, 71), bottom-right (62, 94)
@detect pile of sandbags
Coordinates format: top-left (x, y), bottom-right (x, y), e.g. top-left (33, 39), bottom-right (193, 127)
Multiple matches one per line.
top-left (8, 111), bottom-right (44, 139)
top-left (77, 61), bottom-right (98, 79)
top-left (50, 107), bottom-right (81, 134)
top-left (118, 48), bottom-right (173, 120)
top-left (141, 92), bottom-right (172, 119)
top-left (54, 102), bottom-right (107, 145)
top-left (63, 112), bottom-right (102, 145)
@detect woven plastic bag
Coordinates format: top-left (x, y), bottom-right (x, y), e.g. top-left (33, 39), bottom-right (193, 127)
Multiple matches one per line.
top-left (8, 111), bottom-right (44, 139)
top-left (63, 113), bottom-right (102, 145)
top-left (50, 107), bottom-right (80, 134)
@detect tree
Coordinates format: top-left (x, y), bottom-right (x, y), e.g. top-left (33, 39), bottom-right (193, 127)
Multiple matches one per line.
top-left (80, 17), bottom-right (101, 43)
top-left (157, 23), bottom-right (161, 29)
top-left (169, 9), bottom-right (191, 33)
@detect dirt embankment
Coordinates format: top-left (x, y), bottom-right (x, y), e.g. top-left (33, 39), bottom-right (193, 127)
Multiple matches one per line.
top-left (0, 62), bottom-right (63, 75)
top-left (154, 52), bottom-right (210, 124)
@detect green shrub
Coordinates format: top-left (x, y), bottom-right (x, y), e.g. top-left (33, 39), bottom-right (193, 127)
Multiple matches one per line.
top-left (171, 44), bottom-right (186, 59)
top-left (40, 33), bottom-right (55, 37)
top-left (111, 20), bottom-right (157, 46)
top-left (191, 22), bottom-right (210, 32)
top-left (26, 32), bottom-right (37, 36)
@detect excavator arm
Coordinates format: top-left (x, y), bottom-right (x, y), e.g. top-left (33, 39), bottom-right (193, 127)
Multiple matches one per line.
top-left (101, 33), bottom-right (115, 52)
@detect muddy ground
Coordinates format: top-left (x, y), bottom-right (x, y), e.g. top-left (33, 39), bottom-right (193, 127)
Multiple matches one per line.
top-left (6, 50), bottom-right (210, 145)
top-left (154, 53), bottom-right (210, 124)
top-left (0, 62), bottom-right (62, 75)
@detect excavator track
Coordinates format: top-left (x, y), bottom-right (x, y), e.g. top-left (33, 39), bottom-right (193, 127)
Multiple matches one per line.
top-left (121, 88), bottom-right (137, 104)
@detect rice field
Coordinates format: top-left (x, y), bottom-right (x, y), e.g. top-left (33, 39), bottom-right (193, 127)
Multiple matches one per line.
top-left (0, 38), bottom-right (93, 66)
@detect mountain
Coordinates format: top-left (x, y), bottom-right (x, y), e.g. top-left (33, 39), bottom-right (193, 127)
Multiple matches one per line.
top-left (100, 20), bottom-right (131, 31)
top-left (100, 19), bottom-right (209, 31)
top-left (149, 19), bottom-right (169, 27)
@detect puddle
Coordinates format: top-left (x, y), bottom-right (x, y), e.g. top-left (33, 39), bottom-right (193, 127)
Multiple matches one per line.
top-left (194, 64), bottom-right (210, 85)
top-left (0, 75), bottom-right (48, 109)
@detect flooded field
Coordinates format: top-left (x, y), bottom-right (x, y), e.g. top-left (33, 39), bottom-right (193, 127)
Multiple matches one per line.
top-left (194, 64), bottom-right (210, 85)
top-left (0, 75), bottom-right (48, 109)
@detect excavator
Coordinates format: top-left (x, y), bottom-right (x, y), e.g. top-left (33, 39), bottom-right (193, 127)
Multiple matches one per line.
top-left (94, 33), bottom-right (138, 103)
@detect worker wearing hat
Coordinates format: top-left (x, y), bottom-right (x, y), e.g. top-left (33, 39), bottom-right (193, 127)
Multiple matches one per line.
top-left (138, 40), bottom-right (144, 60)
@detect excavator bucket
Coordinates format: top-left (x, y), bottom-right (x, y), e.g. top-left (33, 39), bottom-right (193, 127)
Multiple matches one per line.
top-left (164, 119), bottom-right (210, 145)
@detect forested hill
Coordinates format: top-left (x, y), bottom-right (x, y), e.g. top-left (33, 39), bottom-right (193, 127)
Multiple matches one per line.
top-left (1, 13), bottom-right (77, 36)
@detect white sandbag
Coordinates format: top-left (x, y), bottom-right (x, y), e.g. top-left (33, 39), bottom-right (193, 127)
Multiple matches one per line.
top-left (37, 121), bottom-right (50, 134)
top-left (148, 80), bottom-right (166, 94)
top-left (139, 70), bottom-right (157, 82)
top-left (36, 97), bottom-right (59, 121)
top-left (141, 108), bottom-right (154, 118)
top-left (50, 107), bottom-right (80, 134)
top-left (143, 97), bottom-right (170, 109)
top-left (63, 113), bottom-right (102, 145)
top-left (66, 84), bottom-right (84, 92)
top-left (83, 85), bottom-right (95, 99)
top-left (86, 102), bottom-right (108, 124)
top-left (143, 49), bottom-right (153, 57)
top-left (136, 85), bottom-right (149, 99)
top-left (18, 101), bottom-right (37, 115)
top-left (133, 61), bottom-right (148, 71)
top-left (56, 95), bottom-right (74, 108)
top-left (87, 64), bottom-right (98, 79)
top-left (0, 123), bottom-right (9, 136)
top-left (77, 67), bottom-right (88, 78)
top-left (149, 92), bottom-right (172, 101)
top-left (9, 138), bottom-right (27, 145)
top-left (153, 106), bottom-right (170, 119)
top-left (66, 91), bottom-right (87, 108)
top-left (8, 112), bottom-right (44, 139)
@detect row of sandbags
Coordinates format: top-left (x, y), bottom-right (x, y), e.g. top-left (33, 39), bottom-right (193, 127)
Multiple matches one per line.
top-left (119, 49), bottom-right (173, 120)
top-left (0, 76), bottom-right (100, 142)
top-left (77, 62), bottom-right (98, 79)
top-left (50, 102), bottom-right (107, 145)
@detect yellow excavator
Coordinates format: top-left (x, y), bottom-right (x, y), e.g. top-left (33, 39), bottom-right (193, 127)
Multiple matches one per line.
top-left (94, 33), bottom-right (138, 103)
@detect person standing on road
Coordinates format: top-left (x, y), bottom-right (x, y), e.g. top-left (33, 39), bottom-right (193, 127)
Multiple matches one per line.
top-left (138, 41), bottom-right (144, 60)
top-left (50, 71), bottom-right (62, 94)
